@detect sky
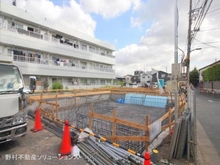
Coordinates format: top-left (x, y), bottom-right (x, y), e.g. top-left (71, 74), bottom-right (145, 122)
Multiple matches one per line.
top-left (3, 0), bottom-right (220, 77)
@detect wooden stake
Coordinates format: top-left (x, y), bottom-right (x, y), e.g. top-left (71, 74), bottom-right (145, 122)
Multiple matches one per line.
top-left (56, 93), bottom-right (58, 119)
top-left (169, 108), bottom-right (171, 135)
top-left (112, 109), bottom-right (116, 143)
top-left (146, 115), bottom-right (149, 151)
top-left (89, 103), bottom-right (93, 130)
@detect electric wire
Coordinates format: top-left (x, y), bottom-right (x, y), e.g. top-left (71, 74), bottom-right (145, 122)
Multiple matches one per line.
top-left (207, 7), bottom-right (220, 14)
top-left (194, 38), bottom-right (220, 49)
top-left (191, 0), bottom-right (214, 44)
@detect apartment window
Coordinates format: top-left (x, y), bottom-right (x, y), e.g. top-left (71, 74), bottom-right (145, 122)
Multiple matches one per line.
top-left (8, 49), bottom-right (13, 56)
top-left (27, 27), bottom-right (34, 32)
top-left (34, 28), bottom-right (40, 34)
top-left (16, 23), bottom-right (23, 29)
top-left (82, 44), bottom-right (87, 50)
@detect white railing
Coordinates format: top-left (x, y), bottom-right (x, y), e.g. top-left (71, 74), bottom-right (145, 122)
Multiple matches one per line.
top-left (13, 55), bottom-right (114, 73)
top-left (6, 27), bottom-right (115, 58)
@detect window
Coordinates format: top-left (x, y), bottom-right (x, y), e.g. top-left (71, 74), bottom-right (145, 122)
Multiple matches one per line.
top-left (161, 74), bottom-right (165, 78)
top-left (34, 28), bottom-right (40, 34)
top-left (27, 27), bottom-right (34, 32)
top-left (16, 23), bottom-right (23, 29)
top-left (82, 44), bottom-right (87, 50)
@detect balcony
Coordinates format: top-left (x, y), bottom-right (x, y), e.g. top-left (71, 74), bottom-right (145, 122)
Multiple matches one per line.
top-left (5, 26), bottom-right (115, 57)
top-left (0, 28), bottom-right (115, 65)
top-left (12, 55), bottom-right (115, 79)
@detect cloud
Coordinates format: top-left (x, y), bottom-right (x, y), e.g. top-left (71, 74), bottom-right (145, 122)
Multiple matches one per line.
top-left (3, 0), bottom-right (219, 77)
top-left (79, 0), bottom-right (141, 19)
top-left (115, 0), bottom-right (220, 77)
top-left (12, 0), bottom-right (96, 36)
top-left (115, 0), bottom-right (188, 76)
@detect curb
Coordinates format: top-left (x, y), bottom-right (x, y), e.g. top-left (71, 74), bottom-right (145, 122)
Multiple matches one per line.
top-left (196, 119), bottom-right (220, 165)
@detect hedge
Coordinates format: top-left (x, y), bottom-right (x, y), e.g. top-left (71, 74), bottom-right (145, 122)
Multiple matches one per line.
top-left (202, 64), bottom-right (220, 82)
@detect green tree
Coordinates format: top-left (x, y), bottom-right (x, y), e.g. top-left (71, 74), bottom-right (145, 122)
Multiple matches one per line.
top-left (190, 67), bottom-right (199, 87)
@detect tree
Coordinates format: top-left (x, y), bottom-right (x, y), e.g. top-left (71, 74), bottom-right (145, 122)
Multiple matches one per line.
top-left (190, 67), bottom-right (199, 87)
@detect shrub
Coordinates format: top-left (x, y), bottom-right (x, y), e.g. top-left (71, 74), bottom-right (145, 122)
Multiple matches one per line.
top-left (52, 81), bottom-right (63, 90)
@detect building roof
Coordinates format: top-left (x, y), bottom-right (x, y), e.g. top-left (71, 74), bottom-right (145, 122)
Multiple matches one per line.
top-left (199, 60), bottom-right (220, 71)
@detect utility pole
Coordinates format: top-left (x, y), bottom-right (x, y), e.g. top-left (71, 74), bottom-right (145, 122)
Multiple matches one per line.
top-left (186, 0), bottom-right (192, 109)
top-left (174, 0), bottom-right (178, 121)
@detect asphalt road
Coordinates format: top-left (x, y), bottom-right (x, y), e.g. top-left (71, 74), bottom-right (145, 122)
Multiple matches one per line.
top-left (196, 90), bottom-right (220, 157)
top-left (0, 118), bottom-right (88, 165)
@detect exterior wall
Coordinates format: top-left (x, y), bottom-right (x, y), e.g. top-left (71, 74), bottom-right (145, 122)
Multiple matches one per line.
top-left (140, 73), bottom-right (152, 85)
top-left (0, 1), bottom-right (116, 89)
top-left (204, 81), bottom-right (220, 90)
top-left (214, 81), bottom-right (220, 90)
top-left (124, 75), bottom-right (132, 85)
top-left (14, 62), bottom-right (115, 79)
top-left (152, 71), bottom-right (168, 82)
top-left (199, 68), bottom-right (206, 82)
top-left (201, 81), bottom-right (220, 94)
top-left (203, 82), bottom-right (212, 89)
top-left (131, 75), bottom-right (139, 84)
top-left (0, 1), bottom-right (114, 50)
top-left (0, 29), bottom-right (115, 65)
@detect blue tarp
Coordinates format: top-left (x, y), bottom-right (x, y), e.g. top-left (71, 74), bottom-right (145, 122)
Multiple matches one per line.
top-left (116, 98), bottom-right (124, 104)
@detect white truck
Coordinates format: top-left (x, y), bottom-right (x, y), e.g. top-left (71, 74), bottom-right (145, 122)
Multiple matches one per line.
top-left (0, 61), bottom-right (36, 143)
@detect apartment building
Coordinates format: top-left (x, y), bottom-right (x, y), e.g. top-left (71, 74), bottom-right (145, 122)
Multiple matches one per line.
top-left (0, 1), bottom-right (115, 89)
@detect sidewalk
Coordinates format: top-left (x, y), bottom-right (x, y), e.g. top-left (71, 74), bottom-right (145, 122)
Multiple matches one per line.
top-left (197, 119), bottom-right (220, 165)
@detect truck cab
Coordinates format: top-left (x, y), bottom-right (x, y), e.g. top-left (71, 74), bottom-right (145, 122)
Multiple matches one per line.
top-left (0, 62), bottom-right (36, 143)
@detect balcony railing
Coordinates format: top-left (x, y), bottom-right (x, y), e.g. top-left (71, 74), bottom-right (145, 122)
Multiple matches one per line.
top-left (5, 26), bottom-right (115, 58)
top-left (13, 55), bottom-right (114, 73)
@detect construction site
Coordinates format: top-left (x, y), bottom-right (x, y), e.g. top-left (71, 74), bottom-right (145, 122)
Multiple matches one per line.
top-left (26, 87), bottom-right (186, 165)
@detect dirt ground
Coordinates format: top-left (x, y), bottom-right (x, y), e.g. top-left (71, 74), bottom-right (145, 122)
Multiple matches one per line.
top-left (156, 135), bottom-right (194, 165)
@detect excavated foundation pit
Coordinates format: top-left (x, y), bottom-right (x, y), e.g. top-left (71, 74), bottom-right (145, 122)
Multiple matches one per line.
top-left (41, 94), bottom-right (172, 153)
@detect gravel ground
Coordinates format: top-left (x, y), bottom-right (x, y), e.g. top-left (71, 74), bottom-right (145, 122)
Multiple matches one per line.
top-left (58, 100), bottom-right (167, 126)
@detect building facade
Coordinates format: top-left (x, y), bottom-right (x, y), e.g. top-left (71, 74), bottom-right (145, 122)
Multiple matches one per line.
top-left (0, 1), bottom-right (115, 89)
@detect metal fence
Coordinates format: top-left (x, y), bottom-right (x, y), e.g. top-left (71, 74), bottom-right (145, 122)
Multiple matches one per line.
top-left (187, 86), bottom-right (197, 164)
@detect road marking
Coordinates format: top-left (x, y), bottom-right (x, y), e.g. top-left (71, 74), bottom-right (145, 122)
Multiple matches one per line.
top-left (208, 100), bottom-right (214, 102)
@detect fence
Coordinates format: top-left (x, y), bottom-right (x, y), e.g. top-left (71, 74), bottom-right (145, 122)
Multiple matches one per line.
top-left (29, 88), bottom-right (185, 156)
top-left (187, 86), bottom-right (197, 163)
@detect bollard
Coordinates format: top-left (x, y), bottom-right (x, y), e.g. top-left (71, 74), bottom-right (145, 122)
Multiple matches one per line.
top-left (151, 149), bottom-right (159, 164)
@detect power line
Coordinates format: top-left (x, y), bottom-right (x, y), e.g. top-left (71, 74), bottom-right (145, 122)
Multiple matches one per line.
top-left (207, 7), bottom-right (220, 14)
top-left (199, 27), bottom-right (220, 31)
top-left (194, 40), bottom-right (220, 44)
top-left (194, 38), bottom-right (220, 49)
top-left (191, 0), bottom-right (214, 43)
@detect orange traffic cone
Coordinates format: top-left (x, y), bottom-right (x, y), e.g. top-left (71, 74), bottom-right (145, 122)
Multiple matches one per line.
top-left (59, 120), bottom-right (72, 156)
top-left (31, 108), bottom-right (43, 132)
top-left (144, 151), bottom-right (151, 165)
